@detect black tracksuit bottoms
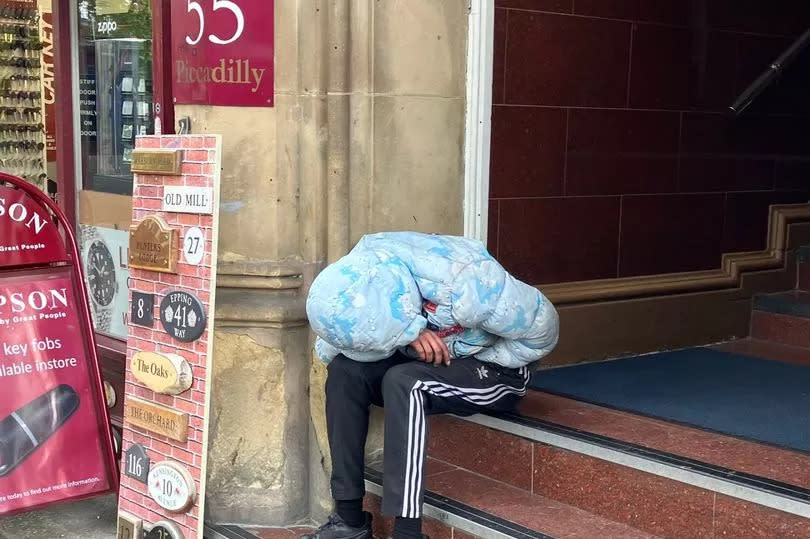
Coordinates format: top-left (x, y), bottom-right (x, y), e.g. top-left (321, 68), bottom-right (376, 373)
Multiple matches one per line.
top-left (325, 352), bottom-right (530, 518)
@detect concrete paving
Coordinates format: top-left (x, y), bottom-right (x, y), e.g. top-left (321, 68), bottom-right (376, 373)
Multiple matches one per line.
top-left (0, 494), bottom-right (117, 539)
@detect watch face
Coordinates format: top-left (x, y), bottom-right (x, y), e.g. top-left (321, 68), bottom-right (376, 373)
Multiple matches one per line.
top-left (88, 240), bottom-right (116, 306)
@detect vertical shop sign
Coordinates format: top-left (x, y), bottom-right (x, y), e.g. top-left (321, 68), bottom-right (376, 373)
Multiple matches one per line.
top-left (0, 175), bottom-right (118, 515)
top-left (40, 10), bottom-right (56, 161)
top-left (171, 0), bottom-right (274, 106)
top-left (117, 136), bottom-right (221, 539)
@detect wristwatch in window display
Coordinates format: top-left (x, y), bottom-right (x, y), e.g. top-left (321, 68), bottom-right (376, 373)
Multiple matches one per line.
top-left (81, 226), bottom-right (119, 332)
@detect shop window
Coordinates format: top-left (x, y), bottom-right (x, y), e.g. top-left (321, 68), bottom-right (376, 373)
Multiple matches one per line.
top-left (0, 3), bottom-right (49, 193)
top-left (76, 0), bottom-right (154, 339)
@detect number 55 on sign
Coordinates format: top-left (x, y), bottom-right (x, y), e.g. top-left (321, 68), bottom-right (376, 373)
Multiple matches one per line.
top-left (172, 0), bottom-right (275, 107)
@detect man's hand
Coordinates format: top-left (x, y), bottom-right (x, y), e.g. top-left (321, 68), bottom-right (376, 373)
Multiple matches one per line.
top-left (410, 329), bottom-right (450, 366)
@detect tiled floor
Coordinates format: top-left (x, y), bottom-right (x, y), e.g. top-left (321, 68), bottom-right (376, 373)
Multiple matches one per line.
top-left (517, 390), bottom-right (810, 489)
top-left (509, 338), bottom-right (810, 489)
top-left (429, 409), bottom-right (810, 539)
top-left (712, 337), bottom-right (810, 365)
top-left (425, 468), bottom-right (658, 539)
top-left (365, 461), bottom-right (656, 539)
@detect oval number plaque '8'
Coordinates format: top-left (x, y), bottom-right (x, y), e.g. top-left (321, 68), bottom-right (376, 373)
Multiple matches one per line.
top-left (147, 461), bottom-right (196, 513)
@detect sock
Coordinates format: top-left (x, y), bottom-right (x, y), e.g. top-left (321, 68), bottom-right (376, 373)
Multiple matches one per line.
top-left (393, 517), bottom-right (422, 539)
top-left (336, 498), bottom-right (364, 527)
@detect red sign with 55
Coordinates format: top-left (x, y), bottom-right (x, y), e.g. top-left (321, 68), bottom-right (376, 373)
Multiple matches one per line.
top-left (171, 0), bottom-right (274, 107)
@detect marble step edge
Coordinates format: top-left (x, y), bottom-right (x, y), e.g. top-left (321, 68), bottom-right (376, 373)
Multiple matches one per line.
top-left (363, 467), bottom-right (553, 539)
top-left (203, 472), bottom-right (553, 539)
top-left (204, 523), bottom-right (263, 539)
top-left (753, 291), bottom-right (810, 318)
top-left (462, 412), bottom-right (810, 519)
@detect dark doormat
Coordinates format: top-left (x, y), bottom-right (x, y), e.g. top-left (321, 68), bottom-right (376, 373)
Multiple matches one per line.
top-left (530, 348), bottom-right (810, 453)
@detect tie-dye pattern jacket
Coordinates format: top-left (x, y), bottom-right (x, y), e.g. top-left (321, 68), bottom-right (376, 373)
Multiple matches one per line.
top-left (306, 232), bottom-right (559, 369)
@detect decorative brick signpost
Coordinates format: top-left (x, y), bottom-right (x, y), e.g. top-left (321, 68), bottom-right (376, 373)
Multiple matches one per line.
top-left (116, 135), bottom-right (221, 539)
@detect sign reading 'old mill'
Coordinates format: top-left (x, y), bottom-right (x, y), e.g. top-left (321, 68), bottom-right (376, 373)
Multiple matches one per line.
top-left (162, 186), bottom-right (214, 215)
top-left (129, 216), bottom-right (179, 273)
top-left (131, 149), bottom-right (183, 175)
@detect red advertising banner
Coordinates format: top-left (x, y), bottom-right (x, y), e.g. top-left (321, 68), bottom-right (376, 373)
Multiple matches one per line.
top-left (0, 174), bottom-right (118, 516)
top-left (0, 183), bottom-right (68, 268)
top-left (171, 0), bottom-right (274, 107)
top-left (0, 272), bottom-right (113, 514)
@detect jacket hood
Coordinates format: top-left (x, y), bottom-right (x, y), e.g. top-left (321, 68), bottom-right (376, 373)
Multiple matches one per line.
top-left (306, 250), bottom-right (426, 361)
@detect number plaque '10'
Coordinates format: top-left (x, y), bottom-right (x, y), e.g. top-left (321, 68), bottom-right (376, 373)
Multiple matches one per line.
top-left (147, 461), bottom-right (196, 513)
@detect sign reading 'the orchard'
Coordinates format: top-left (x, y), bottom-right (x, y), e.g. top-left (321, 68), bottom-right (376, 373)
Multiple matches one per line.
top-left (171, 0), bottom-right (274, 106)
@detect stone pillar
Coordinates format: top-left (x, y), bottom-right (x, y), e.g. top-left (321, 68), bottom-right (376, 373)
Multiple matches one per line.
top-left (308, 0), bottom-right (470, 523)
top-left (174, 0), bottom-right (468, 527)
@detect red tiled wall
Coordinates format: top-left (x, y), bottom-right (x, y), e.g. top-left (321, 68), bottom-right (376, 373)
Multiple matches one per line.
top-left (489, 1), bottom-right (810, 284)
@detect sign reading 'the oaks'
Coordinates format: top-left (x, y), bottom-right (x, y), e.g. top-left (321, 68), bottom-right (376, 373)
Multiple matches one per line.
top-left (131, 351), bottom-right (192, 395)
top-left (171, 0), bottom-right (274, 106)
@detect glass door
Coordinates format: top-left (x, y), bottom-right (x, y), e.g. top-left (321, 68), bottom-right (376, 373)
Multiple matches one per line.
top-left (74, 0), bottom-right (154, 340)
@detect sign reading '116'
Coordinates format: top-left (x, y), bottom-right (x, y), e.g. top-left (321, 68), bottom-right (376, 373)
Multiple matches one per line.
top-left (171, 0), bottom-right (274, 107)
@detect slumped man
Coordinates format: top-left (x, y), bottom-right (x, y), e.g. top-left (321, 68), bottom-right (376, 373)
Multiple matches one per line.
top-left (303, 232), bottom-right (559, 539)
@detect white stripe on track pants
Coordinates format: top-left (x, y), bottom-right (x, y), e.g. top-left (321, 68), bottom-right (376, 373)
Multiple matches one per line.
top-left (325, 352), bottom-right (530, 518)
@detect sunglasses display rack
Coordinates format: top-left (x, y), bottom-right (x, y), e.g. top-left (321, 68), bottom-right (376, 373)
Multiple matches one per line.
top-left (0, 1), bottom-right (45, 191)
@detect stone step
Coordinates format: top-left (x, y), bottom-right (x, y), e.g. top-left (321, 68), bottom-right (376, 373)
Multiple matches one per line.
top-left (712, 339), bottom-right (810, 366)
top-left (205, 523), bottom-right (314, 539)
top-left (363, 465), bottom-right (656, 539)
top-left (426, 391), bottom-right (810, 539)
top-left (752, 291), bottom-right (810, 348)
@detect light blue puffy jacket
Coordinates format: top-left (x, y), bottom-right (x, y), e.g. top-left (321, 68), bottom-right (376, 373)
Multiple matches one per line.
top-left (306, 232), bottom-right (559, 369)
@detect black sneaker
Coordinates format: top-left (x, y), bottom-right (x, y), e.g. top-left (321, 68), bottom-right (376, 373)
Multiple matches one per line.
top-left (301, 512), bottom-right (373, 539)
